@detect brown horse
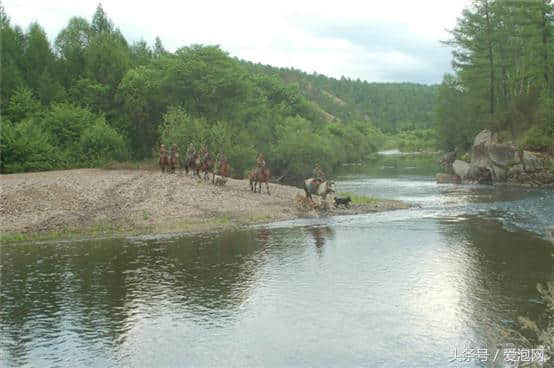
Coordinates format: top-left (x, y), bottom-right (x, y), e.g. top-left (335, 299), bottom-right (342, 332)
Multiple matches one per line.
top-left (184, 153), bottom-right (200, 177)
top-left (213, 160), bottom-right (231, 184)
top-left (251, 165), bottom-right (271, 195)
top-left (169, 151), bottom-right (181, 174)
top-left (160, 151), bottom-right (169, 173)
top-left (200, 152), bottom-right (215, 181)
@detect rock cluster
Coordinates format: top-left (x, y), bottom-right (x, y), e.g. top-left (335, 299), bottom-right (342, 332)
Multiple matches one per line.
top-left (437, 130), bottom-right (552, 186)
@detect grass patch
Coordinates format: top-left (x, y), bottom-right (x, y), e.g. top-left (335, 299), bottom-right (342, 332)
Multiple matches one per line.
top-left (0, 212), bottom-right (287, 245)
top-left (337, 192), bottom-right (376, 205)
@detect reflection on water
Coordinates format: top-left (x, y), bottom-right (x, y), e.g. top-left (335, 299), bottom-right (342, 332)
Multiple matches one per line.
top-left (1, 154), bottom-right (552, 367)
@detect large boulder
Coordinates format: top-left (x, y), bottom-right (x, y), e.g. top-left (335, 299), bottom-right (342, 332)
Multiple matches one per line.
top-left (466, 164), bottom-right (493, 185)
top-left (522, 151), bottom-right (544, 172)
top-left (442, 129), bottom-right (551, 187)
top-left (439, 152), bottom-right (456, 174)
top-left (452, 160), bottom-right (470, 180)
top-left (471, 130), bottom-right (497, 168)
top-left (488, 143), bottom-right (519, 167)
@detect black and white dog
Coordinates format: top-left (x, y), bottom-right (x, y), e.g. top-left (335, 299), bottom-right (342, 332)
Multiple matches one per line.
top-left (334, 196), bottom-right (352, 208)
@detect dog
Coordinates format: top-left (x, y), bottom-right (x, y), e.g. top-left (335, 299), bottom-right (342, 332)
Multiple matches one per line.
top-left (334, 196), bottom-right (351, 208)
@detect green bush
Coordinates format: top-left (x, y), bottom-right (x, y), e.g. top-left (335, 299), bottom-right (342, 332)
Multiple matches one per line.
top-left (519, 126), bottom-right (552, 151)
top-left (79, 119), bottom-right (128, 164)
top-left (4, 87), bottom-right (43, 122)
top-left (42, 103), bottom-right (99, 149)
top-left (0, 119), bottom-right (60, 173)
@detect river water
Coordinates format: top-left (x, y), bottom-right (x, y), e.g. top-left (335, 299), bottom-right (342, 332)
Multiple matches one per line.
top-left (1, 153), bottom-right (553, 367)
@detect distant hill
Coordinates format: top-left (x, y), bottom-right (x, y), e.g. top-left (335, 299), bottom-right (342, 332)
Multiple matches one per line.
top-left (240, 61), bottom-right (439, 133)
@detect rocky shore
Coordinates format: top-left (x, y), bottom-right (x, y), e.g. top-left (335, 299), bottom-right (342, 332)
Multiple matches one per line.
top-left (437, 130), bottom-right (553, 187)
top-left (0, 169), bottom-right (409, 241)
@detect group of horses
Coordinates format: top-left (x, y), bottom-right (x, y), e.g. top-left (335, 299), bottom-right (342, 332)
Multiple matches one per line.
top-left (159, 148), bottom-right (271, 192)
top-left (159, 147), bottom-right (337, 201)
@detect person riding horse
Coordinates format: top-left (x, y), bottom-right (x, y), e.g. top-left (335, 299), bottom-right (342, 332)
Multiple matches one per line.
top-left (169, 144), bottom-right (180, 172)
top-left (312, 164), bottom-right (326, 187)
top-left (159, 144), bottom-right (169, 172)
top-left (170, 143), bottom-right (179, 158)
top-left (160, 144), bottom-right (168, 156)
top-left (217, 152), bottom-right (227, 168)
top-left (185, 143), bottom-right (196, 166)
top-left (256, 153), bottom-right (266, 175)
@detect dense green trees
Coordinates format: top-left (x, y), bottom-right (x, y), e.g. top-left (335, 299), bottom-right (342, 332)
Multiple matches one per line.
top-left (437, 0), bottom-right (553, 152)
top-left (0, 4), bottom-right (432, 177)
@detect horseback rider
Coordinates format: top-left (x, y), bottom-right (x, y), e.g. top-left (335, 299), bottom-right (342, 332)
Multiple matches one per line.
top-left (256, 152), bottom-right (266, 175)
top-left (201, 145), bottom-right (210, 162)
top-left (312, 164), bottom-right (326, 187)
top-left (170, 143), bottom-right (179, 158)
top-left (185, 143), bottom-right (195, 166)
top-left (160, 143), bottom-right (168, 156)
top-left (217, 152), bottom-right (227, 167)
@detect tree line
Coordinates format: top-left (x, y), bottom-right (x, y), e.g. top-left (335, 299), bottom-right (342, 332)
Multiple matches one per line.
top-left (436, 0), bottom-right (553, 153)
top-left (1, 4), bottom-right (439, 178)
top-left (240, 61), bottom-right (438, 134)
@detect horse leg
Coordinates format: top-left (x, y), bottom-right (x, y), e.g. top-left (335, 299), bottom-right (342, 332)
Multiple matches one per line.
top-left (265, 181), bottom-right (270, 195)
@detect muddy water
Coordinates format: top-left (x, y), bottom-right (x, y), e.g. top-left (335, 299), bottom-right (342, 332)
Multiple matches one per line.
top-left (1, 154), bottom-right (552, 367)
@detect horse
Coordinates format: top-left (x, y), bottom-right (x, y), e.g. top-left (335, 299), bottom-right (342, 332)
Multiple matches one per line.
top-left (184, 153), bottom-right (201, 178)
top-left (251, 165), bottom-right (271, 195)
top-left (200, 153), bottom-right (215, 181)
top-left (159, 151), bottom-right (169, 173)
top-left (303, 178), bottom-right (336, 202)
top-left (169, 152), bottom-right (181, 174)
top-left (212, 160), bottom-right (231, 184)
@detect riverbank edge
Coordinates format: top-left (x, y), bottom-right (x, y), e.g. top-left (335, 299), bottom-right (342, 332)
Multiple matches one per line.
top-left (0, 199), bottom-right (410, 244)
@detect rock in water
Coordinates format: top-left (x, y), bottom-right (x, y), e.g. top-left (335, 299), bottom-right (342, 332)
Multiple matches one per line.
top-left (453, 160), bottom-right (470, 180)
top-left (436, 173), bottom-right (461, 184)
top-left (471, 129), bottom-right (497, 169)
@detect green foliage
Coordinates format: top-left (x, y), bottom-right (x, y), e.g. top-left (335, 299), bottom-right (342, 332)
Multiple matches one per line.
top-left (519, 125), bottom-right (553, 151)
top-left (0, 119), bottom-right (60, 173)
top-left (42, 103), bottom-right (99, 150)
top-left (68, 78), bottom-right (109, 112)
top-left (158, 107), bottom-right (256, 175)
top-left (79, 119), bottom-right (128, 164)
top-left (5, 87), bottom-right (42, 121)
top-left (55, 17), bottom-right (91, 86)
top-left (437, 0), bottom-right (554, 151)
top-left (0, 9), bottom-right (26, 107)
top-left (2, 5), bottom-right (431, 175)
top-left (271, 116), bottom-right (337, 176)
top-left (384, 128), bottom-right (437, 152)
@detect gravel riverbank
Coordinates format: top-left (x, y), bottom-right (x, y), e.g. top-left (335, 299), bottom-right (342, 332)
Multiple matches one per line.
top-left (0, 169), bottom-right (409, 240)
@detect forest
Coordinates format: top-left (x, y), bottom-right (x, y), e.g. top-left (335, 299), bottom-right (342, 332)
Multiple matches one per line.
top-left (1, 1), bottom-right (551, 179)
top-left (436, 0), bottom-right (553, 154)
top-left (0, 4), bottom-right (438, 178)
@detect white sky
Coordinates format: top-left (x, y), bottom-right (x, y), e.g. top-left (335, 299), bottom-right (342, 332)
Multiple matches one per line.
top-left (3, 0), bottom-right (469, 84)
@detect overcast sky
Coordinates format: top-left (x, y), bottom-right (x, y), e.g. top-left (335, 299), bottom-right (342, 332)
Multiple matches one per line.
top-left (3, 0), bottom-right (468, 84)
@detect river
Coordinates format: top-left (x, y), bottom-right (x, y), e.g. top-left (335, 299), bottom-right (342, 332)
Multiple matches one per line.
top-left (1, 153), bottom-right (552, 367)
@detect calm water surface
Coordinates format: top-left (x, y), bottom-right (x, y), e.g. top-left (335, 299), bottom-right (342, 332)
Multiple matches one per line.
top-left (1, 154), bottom-right (553, 367)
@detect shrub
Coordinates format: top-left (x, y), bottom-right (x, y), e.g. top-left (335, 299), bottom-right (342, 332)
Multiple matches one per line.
top-left (519, 126), bottom-right (552, 151)
top-left (0, 119), bottom-right (60, 173)
top-left (79, 119), bottom-right (128, 164)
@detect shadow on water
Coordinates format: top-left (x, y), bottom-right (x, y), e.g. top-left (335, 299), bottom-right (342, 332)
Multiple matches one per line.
top-left (0, 231), bottom-right (269, 366)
